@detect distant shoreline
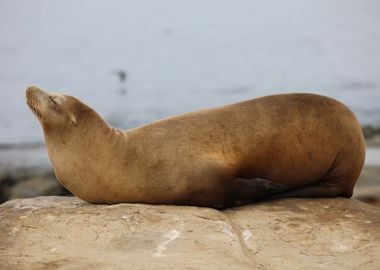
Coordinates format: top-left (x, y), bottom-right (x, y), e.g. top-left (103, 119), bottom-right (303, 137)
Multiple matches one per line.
top-left (0, 142), bottom-right (44, 150)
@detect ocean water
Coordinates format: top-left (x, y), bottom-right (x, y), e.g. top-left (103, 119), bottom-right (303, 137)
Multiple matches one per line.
top-left (0, 0), bottom-right (379, 145)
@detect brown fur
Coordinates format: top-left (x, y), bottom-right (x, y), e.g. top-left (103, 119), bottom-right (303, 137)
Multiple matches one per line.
top-left (26, 86), bottom-right (365, 209)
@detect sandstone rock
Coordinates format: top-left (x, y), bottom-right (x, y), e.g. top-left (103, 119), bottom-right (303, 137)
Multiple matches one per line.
top-left (0, 197), bottom-right (379, 270)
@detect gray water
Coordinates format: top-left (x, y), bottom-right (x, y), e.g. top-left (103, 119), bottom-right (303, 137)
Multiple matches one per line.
top-left (1, 0), bottom-right (380, 145)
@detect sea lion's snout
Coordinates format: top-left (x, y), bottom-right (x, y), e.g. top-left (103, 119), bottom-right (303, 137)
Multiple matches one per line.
top-left (26, 86), bottom-right (48, 120)
top-left (26, 85), bottom-right (46, 101)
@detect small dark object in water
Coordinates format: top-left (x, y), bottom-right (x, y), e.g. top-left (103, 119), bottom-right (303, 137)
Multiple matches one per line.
top-left (112, 70), bottom-right (127, 95)
top-left (116, 70), bottom-right (127, 82)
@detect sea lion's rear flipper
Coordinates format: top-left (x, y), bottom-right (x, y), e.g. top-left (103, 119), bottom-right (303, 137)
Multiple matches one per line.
top-left (266, 180), bottom-right (353, 200)
top-left (232, 178), bottom-right (290, 204)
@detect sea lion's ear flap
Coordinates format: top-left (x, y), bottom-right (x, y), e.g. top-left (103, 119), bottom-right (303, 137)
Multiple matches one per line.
top-left (69, 113), bottom-right (77, 126)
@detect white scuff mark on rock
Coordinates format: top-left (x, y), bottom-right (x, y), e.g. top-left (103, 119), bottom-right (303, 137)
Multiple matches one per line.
top-left (331, 242), bottom-right (348, 252)
top-left (173, 216), bottom-right (185, 224)
top-left (223, 228), bottom-right (235, 238)
top-left (344, 214), bottom-right (354, 218)
top-left (50, 247), bottom-right (56, 252)
top-left (121, 215), bottom-right (128, 220)
top-left (154, 229), bottom-right (180, 257)
top-left (16, 205), bottom-right (39, 210)
top-left (46, 215), bottom-right (55, 221)
top-left (12, 204), bottom-right (39, 216)
top-left (242, 230), bottom-right (252, 242)
top-left (216, 221), bottom-right (236, 239)
top-left (9, 227), bottom-right (19, 236)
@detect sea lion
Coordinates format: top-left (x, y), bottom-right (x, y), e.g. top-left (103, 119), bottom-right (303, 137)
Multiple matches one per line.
top-left (26, 86), bottom-right (365, 209)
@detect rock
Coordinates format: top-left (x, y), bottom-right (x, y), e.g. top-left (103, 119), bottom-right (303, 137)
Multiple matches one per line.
top-left (0, 168), bottom-right (70, 203)
top-left (0, 146), bottom-right (71, 203)
top-left (8, 177), bottom-right (68, 200)
top-left (354, 186), bottom-right (380, 207)
top-left (354, 166), bottom-right (380, 207)
top-left (362, 125), bottom-right (380, 139)
top-left (0, 197), bottom-right (379, 270)
top-left (0, 174), bottom-right (70, 203)
top-left (363, 126), bottom-right (380, 147)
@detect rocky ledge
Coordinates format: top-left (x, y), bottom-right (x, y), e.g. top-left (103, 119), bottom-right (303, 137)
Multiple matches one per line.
top-left (0, 197), bottom-right (379, 270)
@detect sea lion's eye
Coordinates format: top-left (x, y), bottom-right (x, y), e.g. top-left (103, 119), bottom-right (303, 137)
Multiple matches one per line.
top-left (49, 96), bottom-right (57, 105)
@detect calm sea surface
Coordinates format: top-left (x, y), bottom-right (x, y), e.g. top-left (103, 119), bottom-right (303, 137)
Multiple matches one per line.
top-left (1, 0), bottom-right (379, 145)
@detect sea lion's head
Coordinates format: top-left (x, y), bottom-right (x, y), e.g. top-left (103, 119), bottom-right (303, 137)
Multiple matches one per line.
top-left (26, 86), bottom-right (88, 132)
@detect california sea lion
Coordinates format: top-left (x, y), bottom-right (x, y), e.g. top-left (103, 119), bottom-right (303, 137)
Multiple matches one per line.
top-left (26, 86), bottom-right (365, 209)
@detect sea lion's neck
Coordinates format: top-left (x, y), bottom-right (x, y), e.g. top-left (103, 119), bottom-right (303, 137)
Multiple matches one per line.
top-left (44, 109), bottom-right (130, 186)
top-left (45, 109), bottom-right (114, 149)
